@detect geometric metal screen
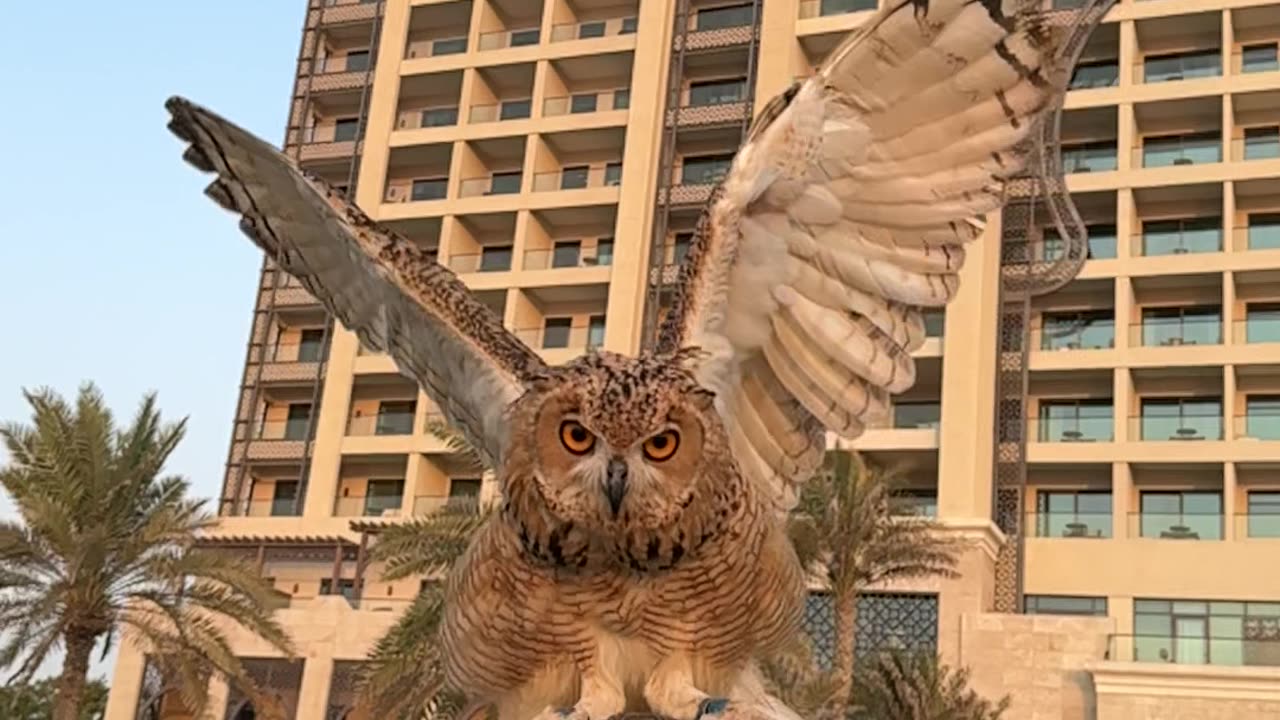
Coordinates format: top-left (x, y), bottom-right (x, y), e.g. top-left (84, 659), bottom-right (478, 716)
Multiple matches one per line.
top-left (223, 658), bottom-right (304, 720)
top-left (802, 592), bottom-right (940, 669)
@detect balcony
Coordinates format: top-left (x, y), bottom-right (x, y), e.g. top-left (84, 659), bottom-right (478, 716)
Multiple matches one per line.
top-left (1135, 310), bottom-right (1222, 347)
top-left (1242, 43), bottom-right (1279, 74)
top-left (403, 1), bottom-right (472, 59)
top-left (459, 171), bottom-right (523, 197)
top-left (1069, 59), bottom-right (1119, 90)
top-left (515, 319), bottom-right (606, 353)
top-left (1133, 405), bottom-right (1223, 442)
top-left (449, 245), bottom-right (514, 273)
top-left (318, 0), bottom-right (380, 25)
top-left (798, 0), bottom-right (876, 18)
top-left (1143, 49), bottom-right (1222, 83)
top-left (346, 408), bottom-right (416, 437)
top-left (1142, 132), bottom-right (1222, 168)
top-left (680, 3), bottom-right (756, 51)
top-left (891, 402), bottom-right (940, 430)
top-left (523, 238), bottom-right (614, 270)
top-left (406, 36), bottom-right (468, 58)
top-left (1240, 491), bottom-right (1280, 538)
top-left (1244, 126), bottom-right (1280, 161)
top-left (308, 52), bottom-right (372, 93)
top-left (1248, 214), bottom-right (1280, 250)
top-left (1062, 141), bottom-right (1118, 174)
top-left (544, 89), bottom-right (630, 117)
top-left (549, 15), bottom-right (637, 41)
top-left (1140, 217), bottom-right (1222, 256)
top-left (1031, 409), bottom-right (1115, 443)
top-left (1130, 512), bottom-right (1223, 541)
top-left (469, 98), bottom-right (533, 123)
top-left (1238, 307), bottom-right (1280, 343)
top-left (1030, 489), bottom-right (1112, 538)
top-left (532, 163), bottom-right (622, 192)
top-left (673, 77), bottom-right (752, 127)
top-left (1041, 312), bottom-right (1115, 351)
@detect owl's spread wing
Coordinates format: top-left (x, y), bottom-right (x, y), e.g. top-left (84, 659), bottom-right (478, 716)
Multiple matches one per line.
top-left (165, 97), bottom-right (545, 467)
top-left (659, 0), bottom-right (1089, 511)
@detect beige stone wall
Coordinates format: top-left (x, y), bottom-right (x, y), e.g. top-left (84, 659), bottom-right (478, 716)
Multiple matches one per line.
top-left (1097, 694), bottom-right (1280, 719)
top-left (959, 613), bottom-right (1114, 720)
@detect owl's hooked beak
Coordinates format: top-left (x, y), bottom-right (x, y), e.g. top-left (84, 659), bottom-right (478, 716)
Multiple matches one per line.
top-left (603, 458), bottom-right (628, 518)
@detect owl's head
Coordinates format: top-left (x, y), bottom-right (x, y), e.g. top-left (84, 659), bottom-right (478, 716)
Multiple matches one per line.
top-left (505, 351), bottom-right (728, 536)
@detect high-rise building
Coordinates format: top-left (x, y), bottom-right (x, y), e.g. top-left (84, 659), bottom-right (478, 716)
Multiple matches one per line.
top-left (105, 0), bottom-right (1280, 718)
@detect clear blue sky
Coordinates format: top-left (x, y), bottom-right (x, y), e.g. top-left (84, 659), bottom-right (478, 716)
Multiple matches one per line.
top-left (0, 2), bottom-right (305, 681)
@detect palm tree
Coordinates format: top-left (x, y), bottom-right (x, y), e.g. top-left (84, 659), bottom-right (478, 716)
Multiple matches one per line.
top-left (0, 383), bottom-right (294, 720)
top-left (779, 451), bottom-right (964, 718)
top-left (851, 651), bottom-right (1009, 720)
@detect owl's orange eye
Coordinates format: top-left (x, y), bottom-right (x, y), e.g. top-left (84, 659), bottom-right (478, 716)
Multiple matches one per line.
top-left (642, 430), bottom-right (680, 462)
top-left (559, 420), bottom-right (596, 455)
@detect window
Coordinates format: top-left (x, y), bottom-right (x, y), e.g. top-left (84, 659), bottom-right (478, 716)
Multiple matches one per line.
top-left (270, 481), bottom-right (299, 517)
top-left (1143, 49), bottom-right (1222, 83)
top-left (542, 318), bottom-right (573, 349)
top-left (1140, 491), bottom-right (1222, 540)
top-left (432, 37), bottom-right (467, 55)
top-left (333, 117), bottom-right (361, 142)
top-left (672, 232), bottom-right (694, 264)
top-left (364, 479), bottom-right (405, 516)
top-left (1244, 126), bottom-right (1280, 160)
top-left (1247, 492), bottom-right (1280, 538)
top-left (1069, 59), bottom-right (1119, 89)
top-left (923, 312), bottom-right (945, 338)
top-left (819, 0), bottom-right (877, 15)
top-left (1084, 223), bottom-right (1118, 259)
top-left (1248, 213), bottom-right (1280, 250)
top-left (319, 578), bottom-right (357, 601)
top-left (688, 77), bottom-right (747, 106)
top-left (613, 89), bottom-right (631, 110)
top-left (570, 93), bottom-right (598, 114)
top-left (1245, 303), bottom-right (1280, 343)
top-left (297, 328), bottom-right (325, 362)
top-left (892, 402), bottom-right (940, 429)
top-left (1040, 310), bottom-right (1114, 350)
top-left (1133, 599), bottom-right (1280, 666)
top-left (1242, 43), bottom-right (1279, 73)
top-left (284, 404), bottom-right (312, 440)
top-left (449, 478), bottom-right (482, 501)
top-left (479, 245), bottom-right (513, 271)
top-left (552, 241), bottom-right (581, 268)
top-left (343, 49), bottom-right (370, 72)
top-left (802, 592), bottom-right (939, 670)
top-left (1025, 596), bottom-right (1108, 616)
top-left (1245, 396), bottom-right (1280, 441)
top-left (560, 165), bottom-right (590, 190)
top-left (620, 16), bottom-right (638, 34)
top-left (578, 21), bottom-right (606, 38)
top-left (595, 238), bottom-right (614, 266)
top-left (1061, 140), bottom-right (1118, 172)
top-left (1035, 490), bottom-right (1111, 538)
top-left (588, 315), bottom-right (607, 349)
top-left (1140, 397), bottom-right (1222, 442)
top-left (1141, 306), bottom-right (1220, 347)
top-left (680, 154), bottom-right (734, 184)
top-left (510, 29), bottom-right (540, 47)
top-left (695, 3), bottom-right (753, 31)
top-left (604, 162), bottom-right (622, 186)
top-left (409, 178), bottom-right (447, 201)
top-left (488, 172), bottom-right (522, 195)
top-left (1142, 132), bottom-right (1221, 167)
top-left (891, 489), bottom-right (937, 518)
top-left (1038, 400), bottom-right (1114, 443)
top-left (1142, 217), bottom-right (1221, 256)
top-left (375, 401), bottom-right (416, 435)
top-left (421, 107), bottom-right (459, 127)
top-left (499, 99), bottom-right (531, 120)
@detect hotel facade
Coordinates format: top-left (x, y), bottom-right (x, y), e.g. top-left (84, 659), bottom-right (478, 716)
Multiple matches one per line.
top-left (105, 0), bottom-right (1280, 717)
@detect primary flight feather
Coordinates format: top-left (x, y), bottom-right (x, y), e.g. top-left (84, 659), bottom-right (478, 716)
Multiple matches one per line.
top-left (165, 0), bottom-right (1087, 717)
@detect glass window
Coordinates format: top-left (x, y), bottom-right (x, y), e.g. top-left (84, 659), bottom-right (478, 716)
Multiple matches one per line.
top-left (364, 479), bottom-right (405, 516)
top-left (1248, 213), bottom-right (1280, 250)
top-left (270, 481), bottom-right (299, 517)
top-left (333, 117), bottom-right (360, 142)
top-left (1245, 303), bottom-right (1280, 343)
top-left (605, 162), bottom-right (622, 186)
top-left (1245, 396), bottom-right (1280, 441)
top-left (1069, 59), bottom-right (1119, 89)
top-left (319, 578), bottom-right (357, 601)
top-left (479, 245), bottom-right (513, 271)
top-left (421, 107), bottom-right (458, 127)
top-left (552, 241), bottom-right (581, 268)
top-left (923, 311), bottom-right (945, 338)
top-left (297, 328), bottom-right (325, 362)
top-left (499, 99), bottom-right (531, 120)
top-left (1143, 49), bottom-right (1222, 83)
top-left (688, 78), bottom-right (747, 106)
top-left (1025, 595), bottom-right (1108, 616)
top-left (542, 318), bottom-right (572, 349)
top-left (891, 489), bottom-right (937, 518)
top-left (892, 402), bottom-right (941, 429)
top-left (1133, 599), bottom-right (1280, 666)
top-left (578, 21), bottom-right (606, 39)
top-left (410, 178), bottom-right (447, 201)
top-left (681, 154), bottom-right (734, 184)
top-left (1244, 126), bottom-right (1280, 160)
top-left (488, 172), bottom-right (522, 195)
top-left (343, 50), bottom-right (370, 72)
top-left (596, 238), bottom-right (614, 266)
top-left (1061, 141), bottom-right (1118, 173)
top-left (695, 3), bottom-right (753, 31)
top-left (1140, 397), bottom-right (1222, 442)
top-left (560, 165), bottom-right (590, 190)
top-left (613, 89), bottom-right (631, 110)
top-left (375, 401), bottom-right (416, 435)
top-left (1141, 306), bottom-right (1221, 346)
top-left (1142, 132), bottom-right (1221, 167)
top-left (672, 232), bottom-right (694, 264)
top-left (1044, 224), bottom-right (1118, 261)
top-left (1139, 491), bottom-right (1223, 540)
top-left (1247, 491), bottom-right (1280, 538)
top-left (1242, 43), bottom-right (1279, 73)
top-left (620, 16), bottom-right (638, 34)
top-left (510, 29), bottom-right (540, 47)
top-left (1041, 310), bottom-right (1114, 350)
top-left (1035, 490), bottom-right (1112, 538)
top-left (449, 478), bottom-right (482, 500)
top-left (570, 93), bottom-right (598, 114)
top-left (1038, 400), bottom-right (1113, 443)
top-left (1142, 217), bottom-right (1222, 256)
top-left (588, 315), bottom-right (607, 349)
top-left (284, 404), bottom-right (312, 440)
top-left (820, 0), bottom-right (877, 15)
top-left (432, 37), bottom-right (467, 55)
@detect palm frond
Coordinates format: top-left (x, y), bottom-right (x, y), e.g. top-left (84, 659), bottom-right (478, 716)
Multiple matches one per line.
top-left (356, 586), bottom-right (453, 718)
top-left (851, 651), bottom-right (1010, 720)
top-left (371, 501), bottom-right (493, 582)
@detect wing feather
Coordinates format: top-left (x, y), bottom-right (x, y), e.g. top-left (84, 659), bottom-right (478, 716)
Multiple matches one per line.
top-left (659, 0), bottom-right (1103, 512)
top-left (164, 97), bottom-right (545, 466)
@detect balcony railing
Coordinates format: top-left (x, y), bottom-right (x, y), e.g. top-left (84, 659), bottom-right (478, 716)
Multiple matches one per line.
top-left (1234, 414), bottom-right (1280, 440)
top-left (1029, 416), bottom-right (1114, 443)
top-left (1141, 134), bottom-right (1222, 168)
top-left (396, 106), bottom-right (460, 130)
top-left (522, 247), bottom-right (613, 270)
top-left (549, 16), bottom-right (637, 41)
top-left (219, 497), bottom-right (301, 518)
top-left (1131, 414), bottom-right (1224, 441)
top-left (1131, 317), bottom-right (1222, 347)
top-left (254, 420), bottom-right (312, 442)
top-left (514, 325), bottom-right (606, 351)
top-left (1234, 317), bottom-right (1280, 343)
top-left (531, 165), bottom-right (622, 192)
top-left (448, 251), bottom-right (514, 273)
top-left (458, 174), bottom-right (523, 197)
top-left (1040, 320), bottom-right (1115, 350)
top-left (1028, 511), bottom-right (1112, 538)
top-left (335, 494), bottom-right (405, 518)
top-left (798, 0), bottom-right (878, 18)
top-left (266, 341), bottom-right (325, 363)
top-left (477, 26), bottom-right (541, 51)
top-left (1236, 512), bottom-right (1280, 538)
top-left (469, 100), bottom-right (532, 123)
top-left (404, 36), bottom-right (468, 59)
top-left (543, 89), bottom-right (631, 116)
top-left (1110, 634), bottom-right (1280, 667)
top-left (346, 413), bottom-right (416, 436)
top-left (1129, 512), bottom-right (1223, 540)
top-left (1069, 61), bottom-right (1119, 89)
top-left (1062, 144), bottom-right (1118, 173)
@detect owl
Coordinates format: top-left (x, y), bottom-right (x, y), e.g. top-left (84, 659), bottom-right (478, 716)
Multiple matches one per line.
top-left (164, 0), bottom-right (1089, 717)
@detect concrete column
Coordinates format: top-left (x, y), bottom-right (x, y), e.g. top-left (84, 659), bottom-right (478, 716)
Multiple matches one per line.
top-left (753, 0), bottom-right (800, 109)
top-left (303, 328), bottom-right (358, 518)
top-left (354, 0), bottom-right (410, 215)
top-left (1117, 103), bottom-right (1136, 172)
top-left (1112, 461), bottom-right (1132, 541)
top-left (103, 643), bottom-right (147, 720)
top-left (1119, 19), bottom-right (1138, 88)
top-left (1115, 187), bottom-right (1136, 262)
top-left (295, 656), bottom-right (335, 720)
top-left (1224, 461), bottom-right (1239, 541)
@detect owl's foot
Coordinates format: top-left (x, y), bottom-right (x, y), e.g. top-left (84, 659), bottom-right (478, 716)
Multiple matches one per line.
top-left (694, 698), bottom-right (780, 720)
top-left (532, 706), bottom-right (586, 720)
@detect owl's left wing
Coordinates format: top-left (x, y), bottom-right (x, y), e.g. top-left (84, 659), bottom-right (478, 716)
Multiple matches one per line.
top-left (658, 0), bottom-right (1094, 512)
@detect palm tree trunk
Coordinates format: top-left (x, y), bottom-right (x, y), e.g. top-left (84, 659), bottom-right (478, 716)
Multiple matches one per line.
top-left (828, 590), bottom-right (859, 718)
top-left (52, 630), bottom-right (96, 720)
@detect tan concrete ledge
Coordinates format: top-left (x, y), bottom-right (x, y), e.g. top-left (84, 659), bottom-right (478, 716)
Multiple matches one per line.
top-left (1088, 660), bottom-right (1280, 702)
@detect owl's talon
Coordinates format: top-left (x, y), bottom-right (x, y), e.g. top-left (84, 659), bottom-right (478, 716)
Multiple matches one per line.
top-left (695, 697), bottom-right (731, 718)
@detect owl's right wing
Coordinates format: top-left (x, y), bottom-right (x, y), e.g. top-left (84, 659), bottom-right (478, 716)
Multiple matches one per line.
top-left (165, 97), bottom-right (546, 467)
